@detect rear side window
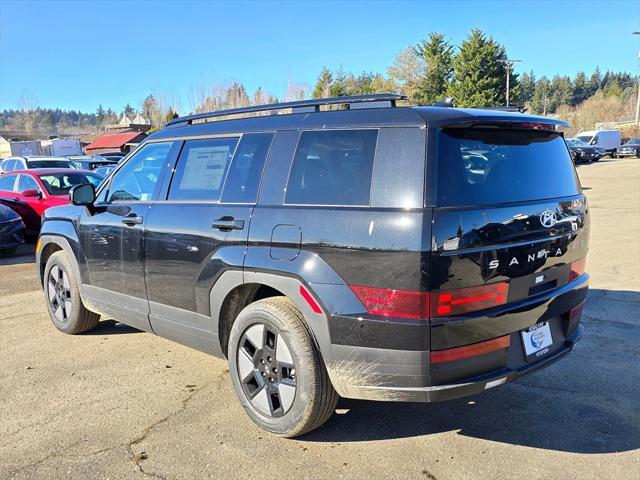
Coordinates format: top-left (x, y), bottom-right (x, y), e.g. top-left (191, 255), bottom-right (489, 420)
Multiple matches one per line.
top-left (285, 129), bottom-right (378, 206)
top-left (0, 174), bottom-right (17, 191)
top-left (221, 133), bottom-right (273, 203)
top-left (168, 137), bottom-right (239, 201)
top-left (437, 129), bottom-right (580, 206)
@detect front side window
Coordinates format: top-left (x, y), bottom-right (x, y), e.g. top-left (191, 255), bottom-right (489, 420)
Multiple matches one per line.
top-left (107, 142), bottom-right (173, 202)
top-left (0, 174), bottom-right (17, 191)
top-left (17, 174), bottom-right (40, 193)
top-left (168, 137), bottom-right (239, 201)
top-left (285, 129), bottom-right (378, 206)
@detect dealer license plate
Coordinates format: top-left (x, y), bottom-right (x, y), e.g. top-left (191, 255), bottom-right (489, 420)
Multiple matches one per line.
top-left (521, 322), bottom-right (553, 358)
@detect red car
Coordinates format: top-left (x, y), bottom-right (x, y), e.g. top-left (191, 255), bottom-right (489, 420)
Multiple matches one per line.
top-left (0, 169), bottom-right (103, 233)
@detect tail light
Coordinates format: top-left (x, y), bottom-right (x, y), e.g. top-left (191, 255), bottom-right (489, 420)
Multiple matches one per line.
top-left (430, 282), bottom-right (509, 318)
top-left (569, 258), bottom-right (586, 281)
top-left (349, 286), bottom-right (428, 319)
top-left (431, 335), bottom-right (510, 364)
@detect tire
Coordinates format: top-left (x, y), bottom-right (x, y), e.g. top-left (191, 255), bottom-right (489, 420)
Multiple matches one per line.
top-left (228, 296), bottom-right (338, 437)
top-left (43, 250), bottom-right (100, 334)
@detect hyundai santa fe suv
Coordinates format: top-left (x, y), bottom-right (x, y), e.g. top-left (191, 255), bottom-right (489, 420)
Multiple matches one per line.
top-left (36, 94), bottom-right (589, 437)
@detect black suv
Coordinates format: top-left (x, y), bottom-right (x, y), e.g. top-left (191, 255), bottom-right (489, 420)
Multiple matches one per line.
top-left (36, 94), bottom-right (589, 437)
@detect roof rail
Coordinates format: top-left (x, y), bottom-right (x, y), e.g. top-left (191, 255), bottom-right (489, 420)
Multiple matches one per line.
top-left (167, 93), bottom-right (406, 126)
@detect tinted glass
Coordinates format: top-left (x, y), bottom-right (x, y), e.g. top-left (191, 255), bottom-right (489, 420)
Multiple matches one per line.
top-left (107, 142), bottom-right (173, 202)
top-left (38, 172), bottom-right (102, 196)
top-left (28, 160), bottom-right (74, 169)
top-left (0, 174), bottom-right (17, 191)
top-left (168, 137), bottom-right (239, 201)
top-left (17, 174), bottom-right (40, 192)
top-left (221, 133), bottom-right (273, 203)
top-left (437, 129), bottom-right (580, 207)
top-left (285, 129), bottom-right (378, 206)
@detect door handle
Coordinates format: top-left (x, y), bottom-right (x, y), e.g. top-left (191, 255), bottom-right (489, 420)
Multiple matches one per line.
top-left (121, 214), bottom-right (143, 226)
top-left (212, 217), bottom-right (244, 231)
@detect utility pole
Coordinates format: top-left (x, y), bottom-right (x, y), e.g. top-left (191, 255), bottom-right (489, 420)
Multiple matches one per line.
top-left (499, 58), bottom-right (522, 107)
top-left (633, 32), bottom-right (640, 133)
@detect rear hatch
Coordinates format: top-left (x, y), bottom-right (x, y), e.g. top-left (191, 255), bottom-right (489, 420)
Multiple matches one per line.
top-left (429, 126), bottom-right (589, 380)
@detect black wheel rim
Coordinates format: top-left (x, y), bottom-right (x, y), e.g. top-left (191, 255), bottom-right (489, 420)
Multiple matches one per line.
top-left (47, 264), bottom-right (72, 323)
top-left (237, 323), bottom-right (296, 418)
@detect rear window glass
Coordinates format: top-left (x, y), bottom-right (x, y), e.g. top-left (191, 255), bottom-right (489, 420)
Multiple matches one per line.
top-left (437, 129), bottom-right (580, 206)
top-left (28, 160), bottom-right (74, 169)
top-left (285, 129), bottom-right (377, 206)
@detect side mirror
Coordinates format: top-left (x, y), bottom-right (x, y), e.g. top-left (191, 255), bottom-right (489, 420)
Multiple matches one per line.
top-left (22, 189), bottom-right (42, 199)
top-left (590, 140), bottom-right (596, 145)
top-left (70, 183), bottom-right (96, 206)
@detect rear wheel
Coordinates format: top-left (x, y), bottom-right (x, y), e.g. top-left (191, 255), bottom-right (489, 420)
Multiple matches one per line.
top-left (44, 251), bottom-right (100, 334)
top-left (228, 297), bottom-right (337, 437)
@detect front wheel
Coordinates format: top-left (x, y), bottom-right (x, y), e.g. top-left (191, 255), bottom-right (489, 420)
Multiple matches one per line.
top-left (228, 297), bottom-right (337, 437)
top-left (43, 251), bottom-right (100, 334)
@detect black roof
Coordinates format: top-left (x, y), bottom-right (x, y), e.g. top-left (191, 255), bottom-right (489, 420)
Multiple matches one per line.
top-left (148, 94), bottom-right (568, 141)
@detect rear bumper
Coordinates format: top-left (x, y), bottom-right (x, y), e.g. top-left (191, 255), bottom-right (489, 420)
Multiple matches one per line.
top-left (331, 324), bottom-right (582, 402)
top-left (326, 274), bottom-right (588, 402)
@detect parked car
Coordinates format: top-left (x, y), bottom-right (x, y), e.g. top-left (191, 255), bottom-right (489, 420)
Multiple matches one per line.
top-left (36, 94), bottom-right (589, 437)
top-left (574, 130), bottom-right (622, 157)
top-left (0, 204), bottom-right (26, 254)
top-left (67, 155), bottom-right (118, 171)
top-left (615, 138), bottom-right (640, 158)
top-left (0, 169), bottom-right (102, 233)
top-left (92, 165), bottom-right (116, 178)
top-left (0, 156), bottom-right (79, 174)
top-left (97, 152), bottom-right (127, 162)
top-left (565, 138), bottom-right (604, 163)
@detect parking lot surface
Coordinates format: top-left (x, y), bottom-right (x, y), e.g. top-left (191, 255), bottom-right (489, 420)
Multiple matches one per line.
top-left (1, 157), bottom-right (639, 480)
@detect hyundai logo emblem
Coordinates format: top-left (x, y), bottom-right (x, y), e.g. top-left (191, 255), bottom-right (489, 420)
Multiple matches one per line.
top-left (540, 210), bottom-right (557, 228)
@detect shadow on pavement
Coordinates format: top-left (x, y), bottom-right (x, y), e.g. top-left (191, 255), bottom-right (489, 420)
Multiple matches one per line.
top-left (81, 319), bottom-right (142, 335)
top-left (0, 241), bottom-right (36, 266)
top-left (303, 289), bottom-right (640, 454)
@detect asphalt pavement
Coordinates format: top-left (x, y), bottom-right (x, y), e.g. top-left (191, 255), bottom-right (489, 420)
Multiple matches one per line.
top-left (1, 157), bottom-right (638, 479)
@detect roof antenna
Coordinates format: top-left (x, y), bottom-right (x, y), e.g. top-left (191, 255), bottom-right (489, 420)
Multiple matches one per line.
top-left (433, 97), bottom-right (455, 108)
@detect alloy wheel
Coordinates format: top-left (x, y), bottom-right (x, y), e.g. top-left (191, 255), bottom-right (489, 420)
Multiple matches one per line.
top-left (236, 323), bottom-right (297, 418)
top-left (48, 264), bottom-right (72, 323)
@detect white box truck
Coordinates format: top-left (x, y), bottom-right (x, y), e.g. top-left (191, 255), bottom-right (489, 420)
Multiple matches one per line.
top-left (41, 138), bottom-right (83, 156)
top-left (9, 140), bottom-right (43, 157)
top-left (574, 130), bottom-right (622, 157)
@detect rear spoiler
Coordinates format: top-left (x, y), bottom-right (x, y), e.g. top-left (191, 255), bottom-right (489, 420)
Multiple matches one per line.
top-left (414, 107), bottom-right (570, 130)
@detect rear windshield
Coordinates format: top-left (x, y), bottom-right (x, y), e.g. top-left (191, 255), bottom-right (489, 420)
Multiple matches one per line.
top-left (437, 128), bottom-right (580, 206)
top-left (29, 160), bottom-right (74, 169)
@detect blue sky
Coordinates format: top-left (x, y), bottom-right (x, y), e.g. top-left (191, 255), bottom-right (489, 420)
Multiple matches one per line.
top-left (1, 0), bottom-right (638, 114)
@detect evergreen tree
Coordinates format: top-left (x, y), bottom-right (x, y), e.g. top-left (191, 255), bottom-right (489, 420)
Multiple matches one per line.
top-left (96, 104), bottom-right (105, 123)
top-left (329, 68), bottom-right (349, 97)
top-left (572, 71), bottom-right (587, 105)
top-left (530, 76), bottom-right (551, 114)
top-left (414, 33), bottom-right (454, 105)
top-left (447, 29), bottom-right (515, 108)
top-left (587, 67), bottom-right (602, 97)
top-left (123, 103), bottom-right (134, 115)
top-left (519, 71), bottom-right (536, 105)
top-left (313, 67), bottom-right (333, 98)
